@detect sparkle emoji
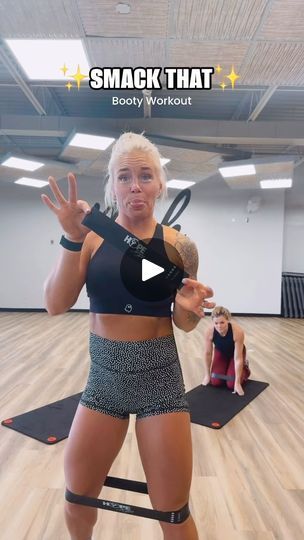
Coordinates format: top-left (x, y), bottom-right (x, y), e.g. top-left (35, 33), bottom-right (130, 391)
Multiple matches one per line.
top-left (226, 66), bottom-right (240, 89)
top-left (60, 63), bottom-right (68, 76)
top-left (71, 64), bottom-right (88, 90)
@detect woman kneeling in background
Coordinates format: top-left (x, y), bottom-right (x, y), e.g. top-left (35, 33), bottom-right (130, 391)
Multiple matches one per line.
top-left (203, 306), bottom-right (250, 396)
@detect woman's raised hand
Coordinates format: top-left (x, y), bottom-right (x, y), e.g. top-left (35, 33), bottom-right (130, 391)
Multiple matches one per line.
top-left (176, 277), bottom-right (215, 318)
top-left (41, 173), bottom-right (91, 242)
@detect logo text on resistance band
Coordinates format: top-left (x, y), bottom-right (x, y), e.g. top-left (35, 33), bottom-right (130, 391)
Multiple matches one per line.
top-left (124, 234), bottom-right (139, 248)
top-left (101, 500), bottom-right (134, 513)
top-left (124, 235), bottom-right (148, 259)
top-left (89, 67), bottom-right (214, 90)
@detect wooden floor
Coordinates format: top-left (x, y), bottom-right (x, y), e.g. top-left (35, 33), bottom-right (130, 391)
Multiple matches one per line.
top-left (0, 312), bottom-right (303, 540)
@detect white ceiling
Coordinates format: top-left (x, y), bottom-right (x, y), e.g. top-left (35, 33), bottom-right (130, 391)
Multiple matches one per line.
top-left (0, 0), bottom-right (304, 201)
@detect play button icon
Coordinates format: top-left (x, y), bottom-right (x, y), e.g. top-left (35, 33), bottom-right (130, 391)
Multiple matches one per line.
top-left (120, 236), bottom-right (186, 303)
top-left (82, 205), bottom-right (187, 303)
top-left (142, 259), bottom-right (164, 282)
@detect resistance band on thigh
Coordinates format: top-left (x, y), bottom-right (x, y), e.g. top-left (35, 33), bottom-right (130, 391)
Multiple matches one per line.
top-left (211, 372), bottom-right (235, 381)
top-left (65, 476), bottom-right (190, 524)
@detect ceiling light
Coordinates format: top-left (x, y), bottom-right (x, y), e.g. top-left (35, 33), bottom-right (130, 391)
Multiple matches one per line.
top-left (116, 3), bottom-right (131, 13)
top-left (2, 156), bottom-right (44, 171)
top-left (160, 158), bottom-right (171, 166)
top-left (260, 178), bottom-right (292, 189)
top-left (14, 177), bottom-right (48, 188)
top-left (5, 39), bottom-right (90, 80)
top-left (69, 133), bottom-right (115, 150)
top-left (219, 164), bottom-right (256, 178)
top-left (167, 179), bottom-right (196, 189)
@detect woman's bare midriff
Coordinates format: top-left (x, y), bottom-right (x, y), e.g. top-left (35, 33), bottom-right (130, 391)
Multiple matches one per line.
top-left (90, 313), bottom-right (174, 341)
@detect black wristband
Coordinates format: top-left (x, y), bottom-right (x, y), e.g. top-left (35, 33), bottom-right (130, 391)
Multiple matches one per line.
top-left (60, 235), bottom-right (83, 252)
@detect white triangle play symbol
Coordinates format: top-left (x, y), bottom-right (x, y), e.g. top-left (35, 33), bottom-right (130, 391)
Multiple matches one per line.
top-left (142, 259), bottom-right (164, 282)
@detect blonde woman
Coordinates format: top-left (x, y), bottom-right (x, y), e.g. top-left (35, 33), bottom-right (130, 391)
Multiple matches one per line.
top-left (203, 306), bottom-right (250, 396)
top-left (42, 132), bottom-right (214, 540)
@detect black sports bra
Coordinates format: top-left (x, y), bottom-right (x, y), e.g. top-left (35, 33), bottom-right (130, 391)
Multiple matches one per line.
top-left (86, 223), bottom-right (175, 316)
top-left (212, 323), bottom-right (235, 358)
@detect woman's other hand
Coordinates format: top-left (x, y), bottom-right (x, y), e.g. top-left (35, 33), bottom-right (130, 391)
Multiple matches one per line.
top-left (176, 277), bottom-right (215, 318)
top-left (233, 382), bottom-right (245, 396)
top-left (41, 172), bottom-right (91, 242)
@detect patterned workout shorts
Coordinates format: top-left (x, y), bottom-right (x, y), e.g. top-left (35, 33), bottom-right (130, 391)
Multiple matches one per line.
top-left (80, 333), bottom-right (189, 419)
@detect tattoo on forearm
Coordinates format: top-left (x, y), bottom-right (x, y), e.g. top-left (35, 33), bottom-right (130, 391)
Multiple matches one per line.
top-left (174, 233), bottom-right (198, 278)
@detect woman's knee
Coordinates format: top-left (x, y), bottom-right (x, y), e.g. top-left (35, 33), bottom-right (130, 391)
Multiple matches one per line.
top-left (154, 495), bottom-right (190, 514)
top-left (65, 500), bottom-right (98, 529)
top-left (210, 377), bottom-right (224, 387)
top-left (243, 364), bottom-right (251, 381)
top-left (159, 512), bottom-right (198, 538)
top-left (149, 478), bottom-right (191, 515)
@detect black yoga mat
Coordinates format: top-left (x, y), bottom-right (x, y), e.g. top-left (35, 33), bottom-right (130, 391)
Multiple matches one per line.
top-left (186, 380), bottom-right (269, 429)
top-left (2, 380), bottom-right (269, 442)
top-left (1, 393), bottom-right (82, 444)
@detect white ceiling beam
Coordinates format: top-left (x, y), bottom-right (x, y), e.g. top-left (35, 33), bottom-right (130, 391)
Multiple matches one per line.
top-left (294, 156), bottom-right (304, 168)
top-left (45, 88), bottom-right (68, 116)
top-left (0, 41), bottom-right (47, 116)
top-left (247, 86), bottom-right (278, 122)
top-left (143, 90), bottom-right (152, 118)
top-left (231, 92), bottom-right (252, 120)
top-left (1, 115), bottom-right (304, 147)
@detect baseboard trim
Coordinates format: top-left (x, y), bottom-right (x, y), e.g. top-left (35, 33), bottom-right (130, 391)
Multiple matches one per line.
top-left (0, 308), bottom-right (282, 316)
top-left (0, 308), bottom-right (89, 313)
